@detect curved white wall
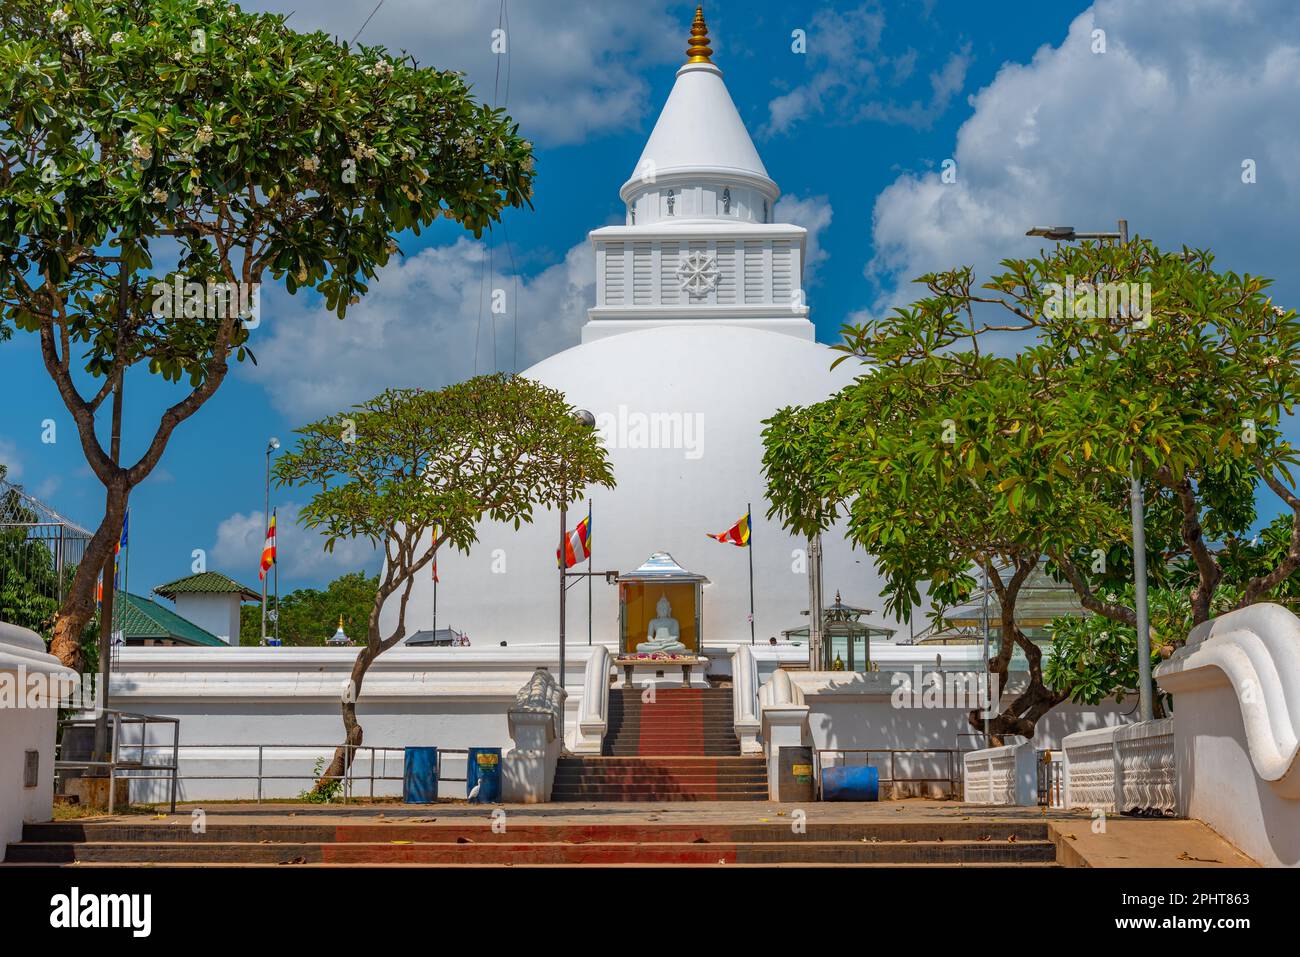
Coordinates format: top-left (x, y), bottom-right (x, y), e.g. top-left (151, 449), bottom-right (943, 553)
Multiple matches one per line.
top-left (1156, 602), bottom-right (1300, 866)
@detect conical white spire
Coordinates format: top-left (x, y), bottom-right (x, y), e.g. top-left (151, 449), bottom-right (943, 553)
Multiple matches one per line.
top-left (619, 7), bottom-right (777, 215)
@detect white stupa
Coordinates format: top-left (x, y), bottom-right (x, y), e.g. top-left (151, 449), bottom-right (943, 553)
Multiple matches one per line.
top-left (384, 8), bottom-right (887, 651)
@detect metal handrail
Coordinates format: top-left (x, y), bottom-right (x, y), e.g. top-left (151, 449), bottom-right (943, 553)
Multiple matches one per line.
top-left (56, 710), bottom-right (180, 815)
top-left (815, 747), bottom-right (962, 798)
top-left (60, 739), bottom-right (472, 806)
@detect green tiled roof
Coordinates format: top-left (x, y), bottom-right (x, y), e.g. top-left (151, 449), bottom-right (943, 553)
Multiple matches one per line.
top-left (153, 571), bottom-right (260, 602)
top-left (114, 591), bottom-right (228, 647)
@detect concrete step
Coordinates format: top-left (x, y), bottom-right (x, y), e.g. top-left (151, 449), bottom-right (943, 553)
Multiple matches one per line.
top-left (2, 838), bottom-right (1056, 866)
top-left (20, 819), bottom-right (1053, 845)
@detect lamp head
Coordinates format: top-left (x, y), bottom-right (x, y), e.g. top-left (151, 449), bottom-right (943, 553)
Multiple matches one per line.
top-left (1025, 226), bottom-right (1077, 241)
top-left (572, 409), bottom-right (596, 429)
top-left (267, 436), bottom-right (281, 452)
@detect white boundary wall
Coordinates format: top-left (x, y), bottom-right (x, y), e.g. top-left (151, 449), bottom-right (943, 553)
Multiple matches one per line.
top-left (1156, 603), bottom-right (1300, 868)
top-left (0, 622), bottom-right (76, 861)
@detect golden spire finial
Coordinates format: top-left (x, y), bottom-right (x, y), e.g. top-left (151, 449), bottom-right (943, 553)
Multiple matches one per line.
top-left (686, 5), bottom-right (713, 64)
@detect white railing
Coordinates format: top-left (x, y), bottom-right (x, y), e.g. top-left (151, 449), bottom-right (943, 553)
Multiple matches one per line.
top-left (732, 644), bottom-right (762, 754)
top-left (962, 738), bottom-right (1037, 806)
top-left (1061, 719), bottom-right (1175, 814)
top-left (573, 643), bottom-right (611, 754)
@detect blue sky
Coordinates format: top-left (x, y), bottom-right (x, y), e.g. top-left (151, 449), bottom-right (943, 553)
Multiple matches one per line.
top-left (3, 0), bottom-right (1299, 597)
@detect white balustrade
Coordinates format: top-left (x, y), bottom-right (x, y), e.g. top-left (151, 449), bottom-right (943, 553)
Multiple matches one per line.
top-left (731, 643), bottom-right (762, 754)
top-left (962, 738), bottom-right (1037, 806)
top-left (1061, 719), bottom-right (1175, 814)
top-left (573, 643), bottom-right (611, 755)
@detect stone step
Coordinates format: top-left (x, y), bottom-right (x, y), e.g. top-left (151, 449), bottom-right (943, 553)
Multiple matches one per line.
top-left (20, 819), bottom-right (1052, 845)
top-left (1, 838), bottom-right (1057, 866)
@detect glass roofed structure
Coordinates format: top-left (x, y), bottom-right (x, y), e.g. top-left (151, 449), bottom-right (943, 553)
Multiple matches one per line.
top-left (910, 560), bottom-right (1085, 646)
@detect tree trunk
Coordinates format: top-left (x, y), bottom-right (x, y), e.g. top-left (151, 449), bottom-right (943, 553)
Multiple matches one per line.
top-left (968, 557), bottom-right (1066, 744)
top-left (49, 482), bottom-right (129, 671)
top-left (314, 643), bottom-right (376, 797)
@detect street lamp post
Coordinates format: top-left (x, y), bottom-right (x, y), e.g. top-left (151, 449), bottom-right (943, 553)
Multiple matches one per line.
top-left (558, 410), bottom-right (596, 689)
top-left (1026, 219), bottom-right (1153, 722)
top-left (262, 437), bottom-right (279, 645)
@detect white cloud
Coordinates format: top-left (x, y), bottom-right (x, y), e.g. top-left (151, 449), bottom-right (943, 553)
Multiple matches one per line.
top-left (248, 0), bottom-right (681, 146)
top-left (764, 3), bottom-right (969, 137)
top-left (860, 0), bottom-right (1300, 321)
top-left (211, 502), bottom-right (379, 584)
top-left (243, 236), bottom-right (594, 422)
top-left (775, 194), bottom-right (834, 282)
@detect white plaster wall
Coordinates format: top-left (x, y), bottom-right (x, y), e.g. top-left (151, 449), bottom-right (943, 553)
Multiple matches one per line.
top-left (1172, 682), bottom-right (1299, 866)
top-left (0, 706), bottom-right (58, 861)
top-left (0, 622), bottom-right (73, 861)
top-left (110, 644), bottom-right (595, 802)
top-left (172, 593), bottom-right (241, 645)
top-left (1155, 603), bottom-right (1300, 867)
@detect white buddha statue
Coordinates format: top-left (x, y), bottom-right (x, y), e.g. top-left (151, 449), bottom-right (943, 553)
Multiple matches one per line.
top-left (636, 594), bottom-right (687, 654)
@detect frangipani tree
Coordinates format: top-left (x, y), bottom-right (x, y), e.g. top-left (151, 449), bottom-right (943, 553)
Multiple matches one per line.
top-left (0, 0), bottom-right (534, 667)
top-left (275, 375), bottom-right (614, 793)
top-left (765, 237), bottom-right (1299, 739)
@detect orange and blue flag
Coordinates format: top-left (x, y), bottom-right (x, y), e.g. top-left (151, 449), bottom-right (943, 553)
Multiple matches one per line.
top-left (708, 510), bottom-right (750, 547)
top-left (558, 515), bottom-right (591, 569)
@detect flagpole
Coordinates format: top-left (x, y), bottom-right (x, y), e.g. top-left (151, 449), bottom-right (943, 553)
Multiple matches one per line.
top-left (272, 507), bottom-right (279, 645)
top-left (747, 502), bottom-right (756, 646)
top-left (433, 546), bottom-right (439, 636)
top-left (587, 499), bottom-right (593, 647)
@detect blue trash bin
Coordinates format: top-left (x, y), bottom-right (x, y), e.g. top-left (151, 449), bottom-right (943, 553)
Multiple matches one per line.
top-left (821, 764), bottom-right (879, 801)
top-left (467, 747), bottom-right (502, 803)
top-left (403, 746), bottom-right (439, 803)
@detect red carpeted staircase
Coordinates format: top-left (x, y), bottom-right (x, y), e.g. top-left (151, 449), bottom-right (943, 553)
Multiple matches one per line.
top-left (551, 686), bottom-right (768, 801)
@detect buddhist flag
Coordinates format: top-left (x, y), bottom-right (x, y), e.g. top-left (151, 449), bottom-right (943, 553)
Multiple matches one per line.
top-left (558, 515), bottom-right (591, 569)
top-left (708, 510), bottom-right (751, 547)
top-left (432, 554), bottom-right (439, 584)
top-left (258, 512), bottom-right (277, 581)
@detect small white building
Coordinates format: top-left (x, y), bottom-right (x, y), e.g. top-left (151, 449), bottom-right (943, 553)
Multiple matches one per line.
top-left (152, 571), bottom-right (259, 646)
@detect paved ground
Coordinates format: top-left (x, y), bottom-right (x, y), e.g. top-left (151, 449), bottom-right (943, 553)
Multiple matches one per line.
top-left (57, 799), bottom-right (1255, 867)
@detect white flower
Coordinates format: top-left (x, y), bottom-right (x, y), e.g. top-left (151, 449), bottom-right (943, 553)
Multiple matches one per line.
top-left (110, 32), bottom-right (125, 44)
top-left (301, 154), bottom-right (320, 172)
top-left (368, 59), bottom-right (394, 78)
top-left (71, 28), bottom-right (92, 50)
top-left (241, 71), bottom-right (253, 83)
top-left (128, 137), bottom-right (152, 161)
top-left (352, 143), bottom-right (377, 161)
top-left (189, 182), bottom-right (202, 196)
top-left (49, 9), bottom-right (68, 26)
top-left (195, 125), bottom-right (214, 146)
top-left (247, 35), bottom-right (260, 46)
top-left (150, 187), bottom-right (168, 203)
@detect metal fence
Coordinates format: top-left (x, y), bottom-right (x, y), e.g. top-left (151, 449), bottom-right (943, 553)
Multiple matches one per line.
top-left (55, 722), bottom-right (470, 809)
top-left (0, 478), bottom-right (93, 638)
top-left (816, 748), bottom-right (962, 798)
top-left (1037, 749), bottom-right (1065, 808)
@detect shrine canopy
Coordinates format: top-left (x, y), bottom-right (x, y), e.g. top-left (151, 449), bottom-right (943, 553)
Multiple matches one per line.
top-left (617, 552), bottom-right (709, 658)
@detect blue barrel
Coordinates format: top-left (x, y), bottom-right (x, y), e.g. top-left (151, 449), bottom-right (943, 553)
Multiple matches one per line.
top-left (403, 746), bottom-right (439, 803)
top-left (467, 747), bottom-right (502, 803)
top-left (821, 765), bottom-right (879, 801)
